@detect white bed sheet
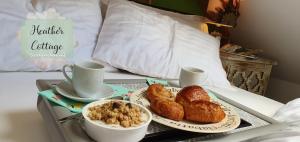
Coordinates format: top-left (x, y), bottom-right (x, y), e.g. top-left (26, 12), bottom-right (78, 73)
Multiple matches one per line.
top-left (0, 71), bottom-right (283, 142)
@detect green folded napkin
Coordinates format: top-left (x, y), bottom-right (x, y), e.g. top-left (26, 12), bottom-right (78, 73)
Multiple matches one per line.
top-left (146, 78), bottom-right (168, 86)
top-left (39, 89), bottom-right (84, 113)
top-left (207, 91), bottom-right (218, 100)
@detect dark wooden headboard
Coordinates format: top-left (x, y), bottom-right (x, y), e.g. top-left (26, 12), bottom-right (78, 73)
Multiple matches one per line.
top-left (133, 0), bottom-right (209, 16)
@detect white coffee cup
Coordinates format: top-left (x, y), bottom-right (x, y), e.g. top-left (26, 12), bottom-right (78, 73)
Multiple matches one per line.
top-left (179, 67), bottom-right (208, 88)
top-left (62, 61), bottom-right (105, 98)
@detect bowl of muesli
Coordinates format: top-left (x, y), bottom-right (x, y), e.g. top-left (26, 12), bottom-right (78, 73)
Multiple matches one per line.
top-left (82, 99), bottom-right (152, 142)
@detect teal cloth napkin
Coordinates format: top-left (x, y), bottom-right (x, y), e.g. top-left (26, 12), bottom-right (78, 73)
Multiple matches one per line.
top-left (146, 78), bottom-right (168, 86)
top-left (207, 91), bottom-right (218, 100)
top-left (39, 89), bottom-right (84, 113)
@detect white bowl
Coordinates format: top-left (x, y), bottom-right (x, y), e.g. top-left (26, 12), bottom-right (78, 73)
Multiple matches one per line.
top-left (82, 100), bottom-right (152, 142)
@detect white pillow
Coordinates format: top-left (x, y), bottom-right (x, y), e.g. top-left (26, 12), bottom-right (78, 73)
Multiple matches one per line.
top-left (93, 0), bottom-right (230, 88)
top-left (0, 0), bottom-right (102, 71)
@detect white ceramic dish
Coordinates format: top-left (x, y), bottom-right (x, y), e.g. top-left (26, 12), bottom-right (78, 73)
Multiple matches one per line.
top-left (55, 81), bottom-right (114, 103)
top-left (82, 100), bottom-right (152, 142)
top-left (130, 87), bottom-right (241, 133)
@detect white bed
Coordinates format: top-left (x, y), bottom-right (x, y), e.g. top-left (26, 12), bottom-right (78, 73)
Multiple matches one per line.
top-left (0, 71), bottom-right (283, 142)
top-left (0, 0), bottom-right (286, 141)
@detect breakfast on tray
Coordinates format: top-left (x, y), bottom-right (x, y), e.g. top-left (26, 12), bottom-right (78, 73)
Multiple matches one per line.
top-left (87, 101), bottom-right (147, 128)
top-left (146, 84), bottom-right (226, 123)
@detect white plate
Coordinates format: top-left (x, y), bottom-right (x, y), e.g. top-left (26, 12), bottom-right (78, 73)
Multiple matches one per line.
top-left (55, 81), bottom-right (114, 103)
top-left (130, 87), bottom-right (241, 133)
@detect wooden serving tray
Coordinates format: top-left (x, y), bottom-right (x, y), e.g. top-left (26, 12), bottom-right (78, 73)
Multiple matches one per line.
top-left (36, 79), bottom-right (276, 142)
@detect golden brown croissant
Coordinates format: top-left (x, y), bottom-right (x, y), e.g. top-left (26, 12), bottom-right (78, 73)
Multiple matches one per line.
top-left (175, 85), bottom-right (225, 123)
top-left (150, 99), bottom-right (184, 121)
top-left (175, 85), bottom-right (210, 104)
top-left (146, 84), bottom-right (174, 102)
top-left (182, 100), bottom-right (225, 123)
top-left (146, 84), bottom-right (184, 121)
top-left (147, 84), bottom-right (225, 123)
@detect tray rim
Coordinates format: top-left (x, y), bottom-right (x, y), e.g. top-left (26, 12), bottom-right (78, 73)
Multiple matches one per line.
top-left (36, 79), bottom-right (278, 142)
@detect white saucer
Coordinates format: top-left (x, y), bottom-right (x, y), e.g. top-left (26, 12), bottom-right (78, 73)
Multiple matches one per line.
top-left (55, 81), bottom-right (114, 103)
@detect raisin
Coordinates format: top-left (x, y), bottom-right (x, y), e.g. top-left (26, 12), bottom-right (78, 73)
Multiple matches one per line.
top-left (126, 103), bottom-right (132, 108)
top-left (112, 102), bottom-right (121, 109)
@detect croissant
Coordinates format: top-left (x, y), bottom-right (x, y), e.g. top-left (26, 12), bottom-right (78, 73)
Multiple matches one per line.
top-left (147, 84), bottom-right (184, 121)
top-left (146, 84), bottom-right (174, 102)
top-left (147, 84), bottom-right (225, 123)
top-left (175, 85), bottom-right (225, 123)
top-left (182, 100), bottom-right (225, 123)
top-left (175, 85), bottom-right (210, 104)
top-left (150, 98), bottom-right (184, 121)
